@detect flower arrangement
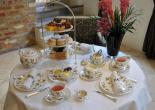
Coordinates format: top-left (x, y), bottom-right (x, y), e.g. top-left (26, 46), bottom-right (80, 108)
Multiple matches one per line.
top-left (97, 0), bottom-right (141, 56)
top-left (98, 0), bottom-right (141, 37)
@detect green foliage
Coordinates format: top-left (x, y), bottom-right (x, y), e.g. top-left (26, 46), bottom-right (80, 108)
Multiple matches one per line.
top-left (110, 5), bottom-right (141, 37)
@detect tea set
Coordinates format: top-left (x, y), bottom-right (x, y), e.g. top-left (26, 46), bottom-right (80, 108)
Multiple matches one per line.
top-left (16, 46), bottom-right (135, 104)
top-left (44, 83), bottom-right (71, 104)
top-left (44, 83), bottom-right (87, 103)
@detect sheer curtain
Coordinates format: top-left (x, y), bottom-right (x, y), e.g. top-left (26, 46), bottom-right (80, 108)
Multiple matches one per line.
top-left (143, 0), bottom-right (155, 58)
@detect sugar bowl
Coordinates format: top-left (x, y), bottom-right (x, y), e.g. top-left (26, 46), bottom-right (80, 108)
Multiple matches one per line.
top-left (19, 48), bottom-right (42, 68)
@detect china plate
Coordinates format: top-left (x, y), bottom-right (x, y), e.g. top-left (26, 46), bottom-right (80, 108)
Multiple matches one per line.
top-left (99, 75), bottom-right (137, 96)
top-left (47, 70), bottom-right (77, 83)
top-left (13, 73), bottom-right (46, 92)
top-left (109, 61), bottom-right (130, 73)
top-left (79, 71), bottom-right (102, 81)
top-left (44, 88), bottom-right (71, 104)
top-left (45, 25), bottom-right (73, 33)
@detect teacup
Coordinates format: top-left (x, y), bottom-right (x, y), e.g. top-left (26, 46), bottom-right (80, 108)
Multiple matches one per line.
top-left (76, 90), bottom-right (87, 101)
top-left (114, 56), bottom-right (130, 68)
top-left (50, 83), bottom-right (65, 98)
top-left (84, 66), bottom-right (97, 78)
top-left (90, 52), bottom-right (103, 65)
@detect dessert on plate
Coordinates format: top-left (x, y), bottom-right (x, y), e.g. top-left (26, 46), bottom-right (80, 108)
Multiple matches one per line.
top-left (46, 18), bottom-right (72, 31)
top-left (47, 66), bottom-right (76, 82)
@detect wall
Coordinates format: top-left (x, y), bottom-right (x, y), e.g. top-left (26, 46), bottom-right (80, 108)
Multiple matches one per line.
top-left (83, 0), bottom-right (154, 51)
top-left (0, 0), bottom-right (35, 54)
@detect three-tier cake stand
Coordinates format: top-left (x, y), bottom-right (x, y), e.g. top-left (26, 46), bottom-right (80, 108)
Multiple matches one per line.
top-left (40, 0), bottom-right (77, 64)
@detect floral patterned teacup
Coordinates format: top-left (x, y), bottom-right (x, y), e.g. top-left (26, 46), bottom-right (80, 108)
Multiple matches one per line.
top-left (50, 83), bottom-right (65, 98)
top-left (90, 50), bottom-right (104, 65)
top-left (114, 56), bottom-right (130, 68)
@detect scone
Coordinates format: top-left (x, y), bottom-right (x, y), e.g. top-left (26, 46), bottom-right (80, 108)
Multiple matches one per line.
top-left (57, 38), bottom-right (66, 46)
top-left (48, 39), bottom-right (56, 46)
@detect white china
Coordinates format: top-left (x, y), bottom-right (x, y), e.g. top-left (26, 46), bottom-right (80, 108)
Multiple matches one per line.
top-left (44, 88), bottom-right (71, 104)
top-left (109, 61), bottom-right (130, 73)
top-left (47, 68), bottom-right (77, 83)
top-left (114, 56), bottom-right (130, 67)
top-left (99, 75), bottom-right (137, 96)
top-left (83, 66), bottom-right (99, 78)
top-left (73, 43), bottom-right (92, 54)
top-left (90, 53), bottom-right (104, 65)
top-left (50, 83), bottom-right (65, 98)
top-left (79, 70), bottom-right (102, 81)
top-left (89, 49), bottom-right (106, 66)
top-left (111, 71), bottom-right (127, 94)
top-left (19, 48), bottom-right (42, 68)
top-left (75, 90), bottom-right (87, 101)
top-left (13, 72), bottom-right (46, 92)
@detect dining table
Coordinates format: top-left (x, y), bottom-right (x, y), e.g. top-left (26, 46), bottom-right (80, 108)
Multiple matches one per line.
top-left (3, 45), bottom-right (152, 110)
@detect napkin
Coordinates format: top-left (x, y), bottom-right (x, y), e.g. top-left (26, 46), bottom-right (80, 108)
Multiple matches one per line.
top-left (111, 71), bottom-right (127, 95)
top-left (23, 69), bottom-right (38, 89)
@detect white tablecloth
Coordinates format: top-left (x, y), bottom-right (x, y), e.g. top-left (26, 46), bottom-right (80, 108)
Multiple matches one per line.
top-left (4, 46), bottom-right (152, 110)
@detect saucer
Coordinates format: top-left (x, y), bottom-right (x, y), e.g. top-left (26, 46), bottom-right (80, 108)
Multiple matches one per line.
top-left (13, 73), bottom-right (46, 92)
top-left (79, 71), bottom-right (102, 81)
top-left (44, 88), bottom-right (71, 104)
top-left (109, 61), bottom-right (130, 73)
top-left (99, 75), bottom-right (137, 96)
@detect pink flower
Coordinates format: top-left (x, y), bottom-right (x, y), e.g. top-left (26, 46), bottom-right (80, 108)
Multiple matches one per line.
top-left (97, 18), bottom-right (112, 36)
top-left (120, 0), bottom-right (130, 21)
top-left (99, 0), bottom-right (114, 22)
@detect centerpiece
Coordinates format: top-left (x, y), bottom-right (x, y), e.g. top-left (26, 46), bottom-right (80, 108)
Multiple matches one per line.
top-left (97, 0), bottom-right (141, 57)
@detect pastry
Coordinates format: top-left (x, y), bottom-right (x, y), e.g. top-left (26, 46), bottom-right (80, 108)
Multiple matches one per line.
top-left (50, 51), bottom-right (67, 60)
top-left (63, 21), bottom-right (71, 29)
top-left (56, 38), bottom-right (66, 46)
top-left (56, 23), bottom-right (65, 31)
top-left (46, 18), bottom-right (71, 31)
top-left (48, 39), bottom-right (56, 46)
top-left (46, 22), bottom-right (57, 31)
top-left (64, 67), bottom-right (72, 71)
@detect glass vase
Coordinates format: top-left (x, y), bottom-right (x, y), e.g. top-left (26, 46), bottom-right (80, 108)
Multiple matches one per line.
top-left (106, 34), bottom-right (124, 58)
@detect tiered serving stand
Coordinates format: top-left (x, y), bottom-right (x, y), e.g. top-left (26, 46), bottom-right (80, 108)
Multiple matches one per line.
top-left (40, 0), bottom-right (77, 64)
